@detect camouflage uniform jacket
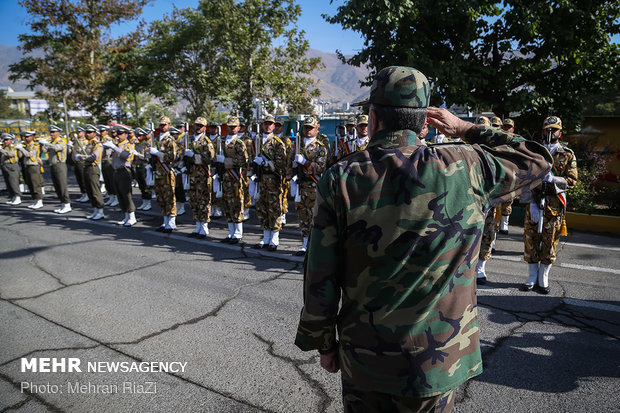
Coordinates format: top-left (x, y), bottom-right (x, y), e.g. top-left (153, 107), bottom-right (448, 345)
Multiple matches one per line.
top-left (155, 133), bottom-right (177, 173)
top-left (298, 139), bottom-right (328, 182)
top-left (190, 133), bottom-right (215, 173)
top-left (223, 136), bottom-right (249, 180)
top-left (260, 134), bottom-right (287, 176)
top-left (295, 126), bottom-right (552, 397)
top-left (520, 144), bottom-right (578, 213)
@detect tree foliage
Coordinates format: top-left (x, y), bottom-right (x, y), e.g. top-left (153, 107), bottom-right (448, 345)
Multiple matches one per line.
top-left (9, 0), bottom-right (151, 121)
top-left (326, 0), bottom-right (620, 129)
top-left (0, 90), bottom-right (27, 119)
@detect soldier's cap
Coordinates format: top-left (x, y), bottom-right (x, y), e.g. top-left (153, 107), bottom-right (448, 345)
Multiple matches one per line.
top-left (345, 117), bottom-right (356, 126)
top-left (303, 117), bottom-right (318, 128)
top-left (194, 117), bottom-right (207, 126)
top-left (75, 126), bottom-right (85, 132)
top-left (159, 115), bottom-right (171, 125)
top-left (2, 132), bottom-right (14, 140)
top-left (476, 116), bottom-right (491, 126)
top-left (543, 116), bottom-right (562, 130)
top-left (274, 119), bottom-right (283, 126)
top-left (115, 125), bottom-right (132, 134)
top-left (490, 116), bottom-right (503, 127)
top-left (503, 118), bottom-right (515, 128)
top-left (20, 130), bottom-right (36, 137)
top-left (134, 127), bottom-right (146, 136)
top-left (352, 66), bottom-right (430, 108)
top-left (169, 126), bottom-right (181, 135)
top-left (97, 124), bottom-right (110, 132)
top-left (49, 124), bottom-right (62, 133)
top-left (208, 121), bottom-right (220, 127)
top-left (174, 120), bottom-right (186, 128)
top-left (226, 116), bottom-right (240, 127)
top-left (356, 114), bottom-right (369, 126)
top-left (262, 115), bottom-right (275, 123)
top-left (238, 117), bottom-right (247, 126)
top-left (84, 124), bottom-right (98, 133)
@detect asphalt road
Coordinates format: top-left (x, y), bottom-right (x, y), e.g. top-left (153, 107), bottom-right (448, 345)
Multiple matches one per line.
top-left (0, 186), bottom-right (618, 413)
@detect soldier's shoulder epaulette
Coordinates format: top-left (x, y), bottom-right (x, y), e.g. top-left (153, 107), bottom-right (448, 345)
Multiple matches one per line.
top-left (315, 140), bottom-right (325, 147)
top-left (273, 136), bottom-right (284, 145)
top-left (559, 143), bottom-right (574, 154)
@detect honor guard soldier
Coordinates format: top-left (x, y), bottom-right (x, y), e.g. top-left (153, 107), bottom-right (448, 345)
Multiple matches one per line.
top-left (74, 124), bottom-right (105, 220)
top-left (239, 118), bottom-right (253, 219)
top-left (354, 114), bottom-right (370, 151)
top-left (498, 118), bottom-right (516, 234)
top-left (132, 128), bottom-right (153, 211)
top-left (276, 118), bottom-right (292, 226)
top-left (311, 115), bottom-right (333, 165)
top-left (252, 115), bottom-right (287, 251)
top-left (72, 126), bottom-right (89, 203)
top-left (1, 133), bottom-right (22, 205)
top-left (15, 130), bottom-right (44, 209)
top-left (334, 117), bottom-right (357, 161)
top-left (521, 116), bottom-right (578, 293)
top-left (150, 116), bottom-right (178, 233)
top-left (295, 66), bottom-right (553, 412)
top-left (208, 121), bottom-right (224, 218)
top-left (105, 125), bottom-right (136, 226)
top-left (217, 116), bottom-right (249, 243)
top-left (173, 120), bottom-right (188, 216)
top-left (185, 116), bottom-right (215, 238)
top-left (40, 124), bottom-right (71, 214)
top-left (291, 116), bottom-right (328, 255)
top-left (99, 125), bottom-right (118, 207)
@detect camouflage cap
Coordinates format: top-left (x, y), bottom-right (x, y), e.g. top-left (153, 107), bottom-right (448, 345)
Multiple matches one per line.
top-left (503, 118), bottom-right (515, 128)
top-left (274, 118), bottom-right (284, 126)
top-left (303, 117), bottom-right (318, 128)
top-left (262, 115), bottom-right (275, 123)
top-left (226, 116), bottom-right (240, 127)
top-left (475, 116), bottom-right (491, 126)
top-left (490, 116), bottom-right (503, 127)
top-left (49, 124), bottom-right (62, 133)
top-left (352, 66), bottom-right (430, 108)
top-left (356, 114), bottom-right (369, 125)
top-left (543, 116), bottom-right (562, 130)
top-left (159, 115), bottom-right (171, 125)
top-left (194, 117), bottom-right (207, 126)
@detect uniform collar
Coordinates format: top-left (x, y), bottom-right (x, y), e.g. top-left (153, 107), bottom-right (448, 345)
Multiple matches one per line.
top-left (368, 129), bottom-right (424, 149)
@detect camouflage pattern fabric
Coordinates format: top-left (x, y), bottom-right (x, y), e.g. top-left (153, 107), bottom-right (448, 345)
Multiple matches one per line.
top-left (342, 376), bottom-right (455, 413)
top-left (295, 125), bottom-right (552, 397)
top-left (222, 137), bottom-right (248, 223)
top-left (500, 199), bottom-right (513, 216)
top-left (282, 136), bottom-right (293, 214)
top-left (335, 136), bottom-right (355, 161)
top-left (242, 134), bottom-right (254, 208)
top-left (256, 134), bottom-right (287, 230)
top-left (479, 209), bottom-right (497, 261)
top-left (317, 133), bottom-right (333, 166)
top-left (354, 66), bottom-right (430, 108)
top-left (295, 140), bottom-right (329, 238)
top-left (154, 134), bottom-right (177, 216)
top-left (523, 145), bottom-right (578, 264)
top-left (187, 134), bottom-right (215, 223)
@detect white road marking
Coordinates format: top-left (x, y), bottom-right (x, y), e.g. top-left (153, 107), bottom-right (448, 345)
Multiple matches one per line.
top-left (563, 298), bottom-right (620, 313)
top-left (563, 242), bottom-right (620, 252)
top-left (558, 263), bottom-right (620, 275)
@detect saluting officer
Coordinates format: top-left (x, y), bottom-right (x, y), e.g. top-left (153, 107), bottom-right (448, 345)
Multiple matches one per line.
top-left (252, 115), bottom-right (287, 251)
top-left (150, 116), bottom-right (178, 233)
top-left (291, 116), bottom-right (329, 255)
top-left (1, 133), bottom-right (22, 205)
top-left (218, 116), bottom-right (249, 243)
top-left (105, 125), bottom-right (136, 226)
top-left (40, 124), bottom-right (71, 214)
top-left (14, 130), bottom-right (44, 209)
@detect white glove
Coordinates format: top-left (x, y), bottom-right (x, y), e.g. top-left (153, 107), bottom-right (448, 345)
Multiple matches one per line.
top-left (103, 141), bottom-right (117, 149)
top-left (543, 172), bottom-right (554, 183)
top-left (39, 139), bottom-right (50, 146)
top-left (148, 147), bottom-right (159, 155)
top-left (529, 203), bottom-right (541, 223)
top-left (253, 156), bottom-right (265, 166)
top-left (184, 149), bottom-right (195, 157)
top-left (14, 143), bottom-right (23, 150)
top-left (216, 154), bottom-right (225, 163)
top-left (68, 141), bottom-right (74, 148)
top-left (180, 167), bottom-right (187, 173)
top-left (194, 154), bottom-right (202, 164)
top-left (75, 154), bottom-right (86, 161)
top-left (294, 154), bottom-right (306, 165)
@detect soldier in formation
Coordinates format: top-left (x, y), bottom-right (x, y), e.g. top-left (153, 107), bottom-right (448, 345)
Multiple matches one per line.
top-left (1, 133), bottom-right (21, 205)
top-left (105, 125), bottom-right (136, 227)
top-left (149, 116), bottom-right (178, 233)
top-left (498, 118), bottom-right (516, 234)
top-left (132, 128), bottom-right (153, 211)
top-left (74, 124), bottom-right (105, 220)
top-left (14, 130), bottom-right (44, 209)
top-left (71, 126), bottom-right (89, 204)
top-left (40, 125), bottom-right (71, 214)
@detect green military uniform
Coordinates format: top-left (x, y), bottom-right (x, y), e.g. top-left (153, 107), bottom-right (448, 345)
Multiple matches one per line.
top-left (108, 126), bottom-right (136, 226)
top-left (99, 126), bottom-right (117, 206)
top-left (151, 116), bottom-right (178, 232)
top-left (132, 129), bottom-right (153, 210)
top-left (1, 133), bottom-right (22, 204)
top-left (295, 66), bottom-right (552, 411)
top-left (41, 125), bottom-right (71, 213)
top-left (79, 124), bottom-right (105, 219)
top-left (16, 132), bottom-right (44, 208)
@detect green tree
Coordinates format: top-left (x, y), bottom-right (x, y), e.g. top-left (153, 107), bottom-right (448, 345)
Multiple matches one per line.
top-left (326, 0), bottom-right (620, 129)
top-left (9, 0), bottom-right (151, 125)
top-left (0, 90), bottom-right (26, 119)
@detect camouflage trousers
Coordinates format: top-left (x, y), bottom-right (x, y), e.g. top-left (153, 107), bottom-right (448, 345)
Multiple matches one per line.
top-left (342, 377), bottom-right (455, 413)
top-left (187, 166), bottom-right (212, 222)
top-left (243, 168), bottom-right (251, 208)
top-left (222, 172), bottom-right (244, 223)
top-left (523, 205), bottom-right (563, 265)
top-left (295, 180), bottom-right (318, 237)
top-left (501, 199), bottom-right (513, 216)
top-left (154, 168), bottom-right (176, 216)
top-left (256, 174), bottom-right (284, 231)
top-left (282, 180), bottom-right (290, 214)
top-left (479, 208), bottom-right (497, 261)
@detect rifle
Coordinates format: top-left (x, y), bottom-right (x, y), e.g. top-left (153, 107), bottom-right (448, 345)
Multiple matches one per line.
top-left (72, 132), bottom-right (86, 155)
top-left (214, 125), bottom-right (224, 198)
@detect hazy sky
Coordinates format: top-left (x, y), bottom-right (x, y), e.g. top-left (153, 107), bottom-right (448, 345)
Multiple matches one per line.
top-left (0, 0), bottom-right (365, 55)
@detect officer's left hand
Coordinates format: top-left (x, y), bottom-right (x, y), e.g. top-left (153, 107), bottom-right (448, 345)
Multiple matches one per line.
top-left (294, 154), bottom-right (306, 165)
top-left (543, 172), bottom-right (554, 183)
top-left (216, 154), bottom-right (225, 163)
top-left (320, 350), bottom-right (340, 373)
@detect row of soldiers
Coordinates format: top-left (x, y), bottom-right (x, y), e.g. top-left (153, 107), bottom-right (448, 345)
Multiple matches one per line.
top-left (1, 111), bottom-right (577, 285)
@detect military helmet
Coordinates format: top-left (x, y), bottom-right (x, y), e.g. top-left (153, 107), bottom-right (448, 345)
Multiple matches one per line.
top-left (475, 116), bottom-right (491, 126)
top-left (490, 116), bottom-right (503, 127)
top-left (352, 66), bottom-right (430, 108)
top-left (543, 116), bottom-right (562, 130)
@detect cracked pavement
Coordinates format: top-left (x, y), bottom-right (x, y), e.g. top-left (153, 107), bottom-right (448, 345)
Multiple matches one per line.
top-left (0, 197), bottom-right (619, 412)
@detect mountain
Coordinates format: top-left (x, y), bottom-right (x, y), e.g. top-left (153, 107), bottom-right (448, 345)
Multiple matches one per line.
top-left (0, 45), bottom-right (369, 103)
